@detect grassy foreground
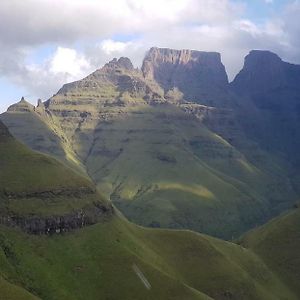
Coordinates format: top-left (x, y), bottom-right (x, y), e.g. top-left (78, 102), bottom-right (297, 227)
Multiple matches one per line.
top-left (241, 206), bottom-right (300, 297)
top-left (0, 212), bottom-right (298, 300)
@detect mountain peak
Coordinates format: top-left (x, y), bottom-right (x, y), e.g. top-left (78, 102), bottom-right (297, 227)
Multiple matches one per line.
top-left (247, 49), bottom-right (281, 59)
top-left (244, 50), bottom-right (282, 70)
top-left (141, 47), bottom-right (228, 105)
top-left (103, 57), bottom-right (134, 71)
top-left (231, 50), bottom-right (300, 95)
top-left (7, 97), bottom-right (35, 113)
top-left (143, 47), bottom-right (222, 76)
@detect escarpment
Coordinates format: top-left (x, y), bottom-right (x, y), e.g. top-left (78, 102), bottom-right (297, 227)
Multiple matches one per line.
top-left (1, 48), bottom-right (300, 239)
top-left (142, 47), bottom-right (231, 106)
top-left (0, 201), bottom-right (113, 235)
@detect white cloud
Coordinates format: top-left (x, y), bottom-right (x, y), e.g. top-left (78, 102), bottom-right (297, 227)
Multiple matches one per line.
top-left (101, 40), bottom-right (132, 55)
top-left (3, 47), bottom-right (94, 102)
top-left (49, 47), bottom-right (90, 76)
top-left (235, 19), bottom-right (261, 36)
top-left (0, 0), bottom-right (299, 108)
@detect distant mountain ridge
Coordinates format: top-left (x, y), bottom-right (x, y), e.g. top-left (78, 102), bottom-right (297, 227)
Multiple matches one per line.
top-left (1, 47), bottom-right (300, 239)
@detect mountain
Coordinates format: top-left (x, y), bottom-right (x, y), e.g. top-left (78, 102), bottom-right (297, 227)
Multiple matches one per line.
top-left (1, 48), bottom-right (299, 239)
top-left (231, 50), bottom-right (300, 166)
top-left (231, 50), bottom-right (300, 95)
top-left (1, 121), bottom-right (299, 300)
top-left (142, 47), bottom-right (231, 106)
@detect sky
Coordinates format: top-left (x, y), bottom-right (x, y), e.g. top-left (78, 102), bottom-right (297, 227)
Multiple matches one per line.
top-left (0, 0), bottom-right (299, 112)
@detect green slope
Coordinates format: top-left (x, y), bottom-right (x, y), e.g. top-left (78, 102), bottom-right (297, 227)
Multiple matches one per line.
top-left (0, 120), bottom-right (111, 233)
top-left (0, 276), bottom-right (39, 300)
top-left (0, 214), bottom-right (297, 300)
top-left (1, 100), bottom-right (86, 175)
top-left (0, 120), bottom-right (298, 299)
top-left (241, 206), bottom-right (300, 296)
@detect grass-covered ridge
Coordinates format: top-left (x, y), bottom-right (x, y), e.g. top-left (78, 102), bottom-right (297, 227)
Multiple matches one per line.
top-left (0, 121), bottom-right (111, 233)
top-left (0, 213), bottom-right (298, 300)
top-left (241, 206), bottom-right (300, 296)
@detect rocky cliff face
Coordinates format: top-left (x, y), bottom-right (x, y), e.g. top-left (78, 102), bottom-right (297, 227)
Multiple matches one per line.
top-left (1, 48), bottom-right (300, 239)
top-left (0, 202), bottom-right (113, 235)
top-left (232, 50), bottom-right (300, 96)
top-left (231, 50), bottom-right (300, 166)
top-left (142, 47), bottom-right (230, 106)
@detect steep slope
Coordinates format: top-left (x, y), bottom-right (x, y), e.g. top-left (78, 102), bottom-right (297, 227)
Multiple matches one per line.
top-left (0, 112), bottom-right (299, 300)
top-left (1, 49), bottom-right (299, 239)
top-left (1, 121), bottom-right (298, 300)
top-left (231, 50), bottom-right (300, 168)
top-left (1, 98), bottom-right (86, 174)
top-left (0, 120), bottom-right (112, 234)
top-left (0, 276), bottom-right (39, 300)
top-left (241, 206), bottom-right (300, 296)
top-left (142, 47), bottom-right (232, 107)
top-left (1, 214), bottom-right (298, 300)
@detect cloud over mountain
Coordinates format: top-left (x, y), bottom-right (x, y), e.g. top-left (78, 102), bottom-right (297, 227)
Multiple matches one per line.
top-left (0, 0), bottom-right (299, 109)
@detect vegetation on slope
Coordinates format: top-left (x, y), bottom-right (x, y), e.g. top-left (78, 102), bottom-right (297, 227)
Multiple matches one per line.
top-left (2, 59), bottom-right (298, 239)
top-left (241, 206), bottom-right (300, 296)
top-left (1, 100), bottom-right (86, 175)
top-left (0, 112), bottom-right (299, 300)
top-left (0, 214), bottom-right (297, 300)
top-left (0, 120), bottom-right (111, 234)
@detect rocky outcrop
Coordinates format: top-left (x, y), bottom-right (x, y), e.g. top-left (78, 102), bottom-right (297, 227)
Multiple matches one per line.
top-left (102, 57), bottom-right (134, 71)
top-left (2, 186), bottom-right (96, 199)
top-left (7, 97), bottom-right (35, 113)
top-left (0, 202), bottom-right (113, 235)
top-left (142, 47), bottom-right (229, 105)
top-left (52, 57), bottom-right (141, 98)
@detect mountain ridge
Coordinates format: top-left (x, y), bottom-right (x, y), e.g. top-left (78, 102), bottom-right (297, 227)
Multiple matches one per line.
top-left (1, 47), bottom-right (300, 299)
top-left (1, 47), bottom-right (300, 239)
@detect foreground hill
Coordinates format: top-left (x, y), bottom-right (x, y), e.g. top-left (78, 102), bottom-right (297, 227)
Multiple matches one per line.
top-left (2, 214), bottom-right (298, 300)
top-left (1, 48), bottom-right (299, 239)
top-left (241, 205), bottom-right (300, 296)
top-left (0, 121), bottom-right (298, 300)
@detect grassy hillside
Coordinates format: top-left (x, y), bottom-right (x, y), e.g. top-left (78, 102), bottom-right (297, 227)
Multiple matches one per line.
top-left (1, 73), bottom-right (298, 239)
top-left (241, 206), bottom-right (300, 296)
top-left (1, 103), bottom-right (86, 175)
top-left (0, 214), bottom-right (297, 300)
top-left (0, 120), bottom-right (298, 300)
top-left (0, 276), bottom-right (40, 300)
top-left (0, 121), bottom-right (111, 233)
